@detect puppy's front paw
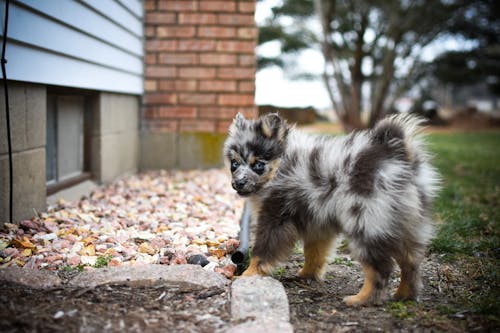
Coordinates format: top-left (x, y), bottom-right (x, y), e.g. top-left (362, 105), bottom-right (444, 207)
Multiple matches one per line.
top-left (241, 267), bottom-right (263, 277)
top-left (297, 267), bottom-right (323, 280)
top-left (343, 295), bottom-right (366, 307)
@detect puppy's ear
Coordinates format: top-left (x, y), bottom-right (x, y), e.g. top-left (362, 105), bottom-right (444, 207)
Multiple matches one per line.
top-left (261, 113), bottom-right (288, 140)
top-left (229, 112), bottom-right (246, 134)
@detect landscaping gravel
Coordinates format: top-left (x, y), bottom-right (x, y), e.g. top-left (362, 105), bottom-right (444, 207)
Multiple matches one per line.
top-left (0, 169), bottom-right (243, 279)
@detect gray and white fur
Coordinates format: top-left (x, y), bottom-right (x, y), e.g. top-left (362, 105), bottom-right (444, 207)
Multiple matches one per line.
top-left (223, 113), bottom-right (440, 305)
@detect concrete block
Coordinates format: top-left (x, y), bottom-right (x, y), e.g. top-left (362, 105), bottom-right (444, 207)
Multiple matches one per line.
top-left (0, 148), bottom-right (46, 224)
top-left (99, 93), bottom-right (139, 135)
top-left (139, 131), bottom-right (177, 170)
top-left (25, 84), bottom-right (46, 150)
top-left (177, 132), bottom-right (226, 169)
top-left (97, 131), bottom-right (138, 183)
top-left (0, 82), bottom-right (46, 154)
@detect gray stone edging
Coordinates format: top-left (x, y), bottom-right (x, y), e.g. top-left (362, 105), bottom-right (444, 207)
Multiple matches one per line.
top-left (229, 276), bottom-right (293, 333)
top-left (0, 266), bottom-right (62, 288)
top-left (68, 264), bottom-right (229, 289)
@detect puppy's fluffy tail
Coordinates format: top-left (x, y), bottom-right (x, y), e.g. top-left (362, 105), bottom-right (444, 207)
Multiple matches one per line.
top-left (372, 113), bottom-right (425, 162)
top-left (374, 113), bottom-right (441, 200)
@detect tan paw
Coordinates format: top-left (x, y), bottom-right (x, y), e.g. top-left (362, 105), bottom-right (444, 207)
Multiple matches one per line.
top-left (241, 267), bottom-right (262, 277)
top-left (297, 267), bottom-right (322, 280)
top-left (343, 295), bottom-right (366, 306)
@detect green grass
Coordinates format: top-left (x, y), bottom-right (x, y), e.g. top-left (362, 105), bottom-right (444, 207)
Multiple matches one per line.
top-left (427, 132), bottom-right (500, 257)
top-left (427, 131), bottom-right (500, 316)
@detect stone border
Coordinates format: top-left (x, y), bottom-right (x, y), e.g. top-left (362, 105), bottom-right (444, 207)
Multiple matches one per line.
top-left (0, 266), bottom-right (293, 332)
top-left (229, 276), bottom-right (293, 332)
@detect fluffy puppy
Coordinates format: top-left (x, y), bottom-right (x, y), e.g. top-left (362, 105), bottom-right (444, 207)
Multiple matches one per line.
top-left (223, 113), bottom-right (440, 306)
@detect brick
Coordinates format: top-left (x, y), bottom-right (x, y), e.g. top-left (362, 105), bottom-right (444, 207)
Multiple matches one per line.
top-left (145, 66), bottom-right (177, 78)
top-left (198, 106), bottom-right (238, 119)
top-left (198, 26), bottom-right (236, 39)
top-left (179, 13), bottom-right (217, 25)
top-left (239, 54), bottom-right (256, 66)
top-left (179, 67), bottom-right (216, 79)
top-left (144, 93), bottom-right (178, 105)
top-left (199, 80), bottom-right (237, 92)
top-left (217, 120), bottom-right (233, 133)
top-left (217, 40), bottom-right (255, 53)
top-left (179, 93), bottom-right (217, 105)
top-left (146, 13), bottom-right (176, 25)
top-left (145, 54), bottom-right (157, 65)
top-left (237, 27), bottom-right (258, 39)
top-left (148, 120), bottom-right (179, 133)
top-left (145, 26), bottom-right (156, 38)
top-left (218, 94), bottom-right (254, 106)
top-left (158, 1), bottom-right (197, 11)
top-left (200, 1), bottom-right (236, 12)
top-left (144, 0), bottom-right (156, 11)
top-left (218, 14), bottom-right (255, 26)
top-left (238, 106), bottom-right (258, 119)
top-left (217, 67), bottom-right (254, 79)
top-left (175, 80), bottom-right (198, 91)
top-left (157, 106), bottom-right (197, 119)
top-left (145, 40), bottom-right (178, 51)
top-left (144, 80), bottom-right (158, 92)
top-left (238, 81), bottom-right (255, 93)
top-left (143, 107), bottom-right (157, 118)
top-left (180, 119), bottom-right (216, 132)
top-left (157, 26), bottom-right (196, 38)
top-left (158, 53), bottom-right (197, 65)
top-left (238, 1), bottom-right (256, 13)
top-left (178, 40), bottom-right (216, 52)
top-left (158, 80), bottom-right (198, 92)
top-left (199, 53), bottom-right (237, 66)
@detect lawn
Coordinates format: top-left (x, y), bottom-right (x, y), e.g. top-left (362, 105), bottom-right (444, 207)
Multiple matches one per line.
top-left (427, 131), bottom-right (500, 316)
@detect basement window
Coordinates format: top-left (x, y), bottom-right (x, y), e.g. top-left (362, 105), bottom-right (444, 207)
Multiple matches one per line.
top-left (46, 93), bottom-right (91, 194)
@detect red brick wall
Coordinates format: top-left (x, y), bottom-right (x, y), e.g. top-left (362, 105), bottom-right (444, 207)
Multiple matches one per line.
top-left (143, 0), bottom-right (258, 134)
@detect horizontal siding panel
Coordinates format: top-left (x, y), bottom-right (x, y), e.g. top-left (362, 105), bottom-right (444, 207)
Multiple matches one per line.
top-left (81, 0), bottom-right (142, 37)
top-left (117, 0), bottom-right (143, 18)
top-left (17, 0), bottom-right (143, 57)
top-left (9, 3), bottom-right (142, 75)
top-left (7, 42), bottom-right (143, 94)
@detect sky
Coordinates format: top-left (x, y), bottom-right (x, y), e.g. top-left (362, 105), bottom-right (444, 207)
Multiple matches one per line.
top-left (253, 0), bottom-right (474, 111)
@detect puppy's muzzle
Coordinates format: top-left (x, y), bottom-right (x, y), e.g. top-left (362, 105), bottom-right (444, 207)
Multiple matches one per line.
top-left (232, 178), bottom-right (247, 191)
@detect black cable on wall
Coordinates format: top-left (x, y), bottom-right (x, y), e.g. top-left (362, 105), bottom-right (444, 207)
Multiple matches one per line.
top-left (1, 0), bottom-right (12, 224)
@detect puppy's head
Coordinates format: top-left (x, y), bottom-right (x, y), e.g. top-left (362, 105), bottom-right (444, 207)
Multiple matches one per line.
top-left (223, 113), bottom-right (289, 196)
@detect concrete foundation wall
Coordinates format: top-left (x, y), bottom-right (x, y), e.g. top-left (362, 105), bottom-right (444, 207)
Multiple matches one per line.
top-left (0, 82), bottom-right (140, 225)
top-left (140, 131), bottom-right (227, 171)
top-left (0, 82), bottom-right (47, 224)
top-left (91, 93), bottom-right (140, 183)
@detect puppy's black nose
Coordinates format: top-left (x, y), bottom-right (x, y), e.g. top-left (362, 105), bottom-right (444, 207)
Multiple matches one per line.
top-left (233, 179), bottom-right (246, 190)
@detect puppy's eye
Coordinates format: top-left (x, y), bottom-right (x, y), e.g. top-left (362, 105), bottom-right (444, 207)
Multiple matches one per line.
top-left (230, 160), bottom-right (240, 172)
top-left (252, 161), bottom-right (265, 175)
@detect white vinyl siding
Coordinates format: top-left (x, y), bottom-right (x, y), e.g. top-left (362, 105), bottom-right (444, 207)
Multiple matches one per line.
top-left (1, 0), bottom-right (143, 94)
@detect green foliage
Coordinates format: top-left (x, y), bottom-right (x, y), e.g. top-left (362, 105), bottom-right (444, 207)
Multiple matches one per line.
top-left (385, 301), bottom-right (417, 319)
top-left (94, 255), bottom-right (113, 268)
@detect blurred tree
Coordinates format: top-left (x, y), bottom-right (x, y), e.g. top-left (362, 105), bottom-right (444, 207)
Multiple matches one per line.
top-left (258, 0), bottom-right (465, 130)
top-left (432, 0), bottom-right (500, 95)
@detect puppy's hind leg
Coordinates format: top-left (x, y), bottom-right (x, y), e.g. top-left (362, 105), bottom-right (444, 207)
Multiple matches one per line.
top-left (394, 250), bottom-right (424, 301)
top-left (298, 237), bottom-right (335, 280)
top-left (343, 258), bottom-right (393, 306)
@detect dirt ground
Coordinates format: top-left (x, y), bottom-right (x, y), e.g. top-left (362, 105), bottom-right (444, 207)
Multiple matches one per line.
top-left (1, 252), bottom-right (498, 333)
top-left (276, 251), bottom-right (499, 333)
top-left (0, 279), bottom-right (233, 333)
